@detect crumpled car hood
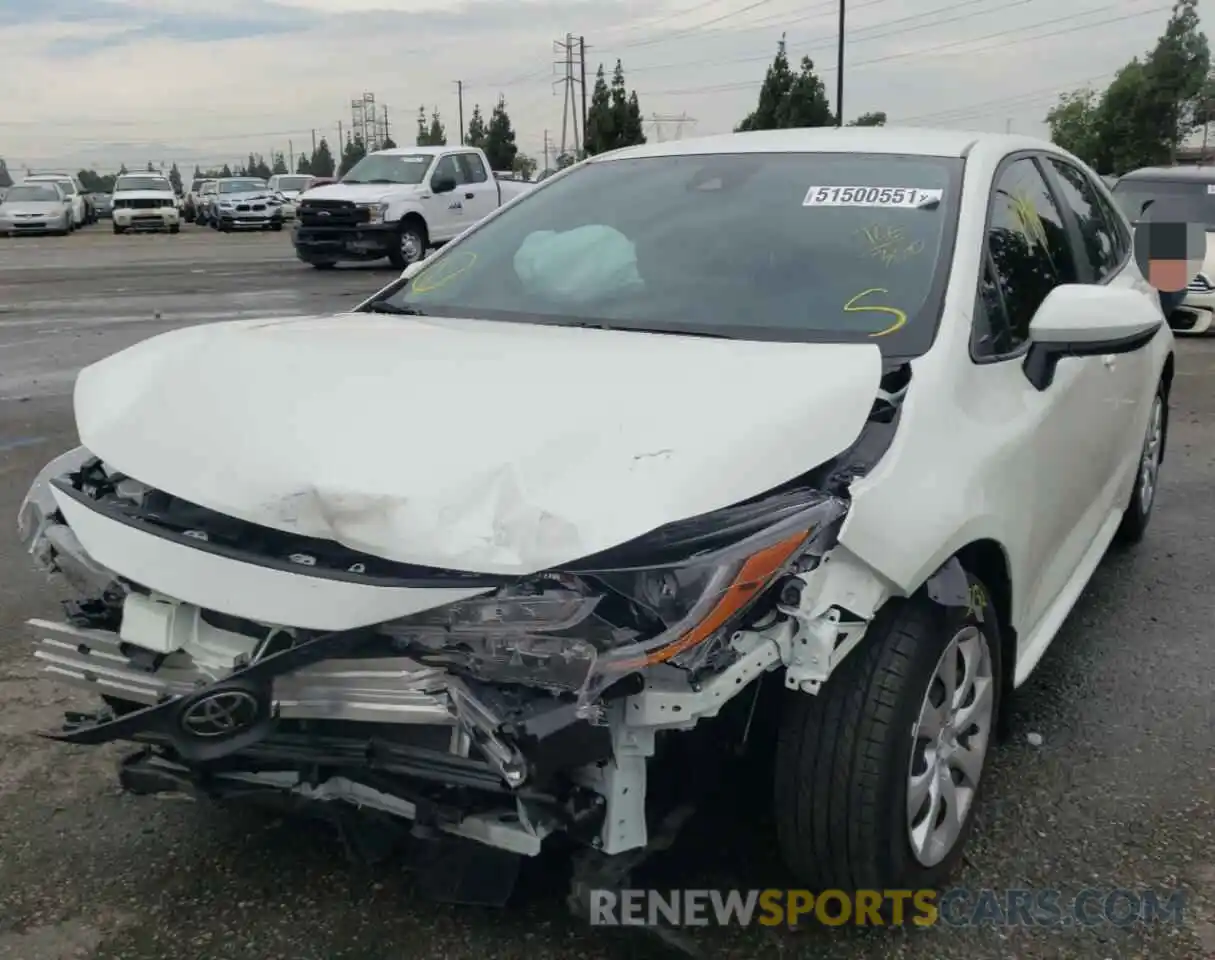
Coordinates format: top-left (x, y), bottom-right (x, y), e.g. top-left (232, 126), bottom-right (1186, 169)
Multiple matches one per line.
top-left (72, 313), bottom-right (883, 575)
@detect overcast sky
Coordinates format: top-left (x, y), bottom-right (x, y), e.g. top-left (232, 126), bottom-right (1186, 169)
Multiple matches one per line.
top-left (0, 0), bottom-right (1204, 173)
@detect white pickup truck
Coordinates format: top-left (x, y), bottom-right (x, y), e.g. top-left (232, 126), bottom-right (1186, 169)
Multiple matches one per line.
top-left (291, 145), bottom-right (532, 269)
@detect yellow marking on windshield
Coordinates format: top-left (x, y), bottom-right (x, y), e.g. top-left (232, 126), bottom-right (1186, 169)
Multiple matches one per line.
top-left (843, 287), bottom-right (908, 337)
top-left (411, 252), bottom-right (478, 294)
top-left (1008, 191), bottom-right (1047, 249)
top-left (858, 224), bottom-right (924, 266)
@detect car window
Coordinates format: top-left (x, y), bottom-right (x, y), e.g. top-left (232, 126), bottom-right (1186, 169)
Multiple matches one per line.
top-left (115, 176), bottom-right (172, 192)
top-left (375, 152), bottom-right (966, 356)
top-left (981, 157), bottom-right (1077, 353)
top-left (1047, 159), bottom-right (1122, 281)
top-left (4, 185), bottom-right (61, 202)
top-left (457, 153), bottom-right (488, 183)
top-left (432, 155), bottom-right (462, 185)
top-left (342, 153), bottom-right (432, 185)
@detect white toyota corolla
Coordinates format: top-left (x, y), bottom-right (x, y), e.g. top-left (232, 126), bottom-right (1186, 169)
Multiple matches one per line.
top-left (19, 128), bottom-right (1173, 912)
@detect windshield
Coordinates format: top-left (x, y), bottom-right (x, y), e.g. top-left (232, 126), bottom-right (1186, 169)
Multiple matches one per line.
top-left (1112, 177), bottom-right (1215, 228)
top-left (343, 153), bottom-right (432, 184)
top-left (219, 179), bottom-right (267, 194)
top-left (115, 176), bottom-right (172, 192)
top-left (371, 152), bottom-right (963, 355)
top-left (4, 185), bottom-right (60, 202)
top-left (31, 178), bottom-right (76, 195)
top-left (272, 176), bottom-right (312, 191)
top-left (191, 179), bottom-right (207, 191)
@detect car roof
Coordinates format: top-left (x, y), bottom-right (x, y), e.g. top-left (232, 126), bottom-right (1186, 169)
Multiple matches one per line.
top-left (25, 174), bottom-right (73, 180)
top-left (376, 146), bottom-right (468, 156)
top-left (586, 127), bottom-right (1062, 162)
top-left (1116, 165), bottom-right (1215, 182)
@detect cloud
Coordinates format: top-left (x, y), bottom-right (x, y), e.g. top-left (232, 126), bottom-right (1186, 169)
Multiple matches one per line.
top-left (0, 0), bottom-right (1182, 171)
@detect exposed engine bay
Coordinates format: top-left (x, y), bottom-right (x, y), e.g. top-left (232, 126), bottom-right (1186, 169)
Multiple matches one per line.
top-left (18, 361), bottom-right (912, 916)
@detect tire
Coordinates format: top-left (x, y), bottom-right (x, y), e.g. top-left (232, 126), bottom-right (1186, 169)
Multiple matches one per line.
top-left (1114, 380), bottom-right (1168, 546)
top-left (773, 571), bottom-right (1002, 895)
top-left (112, 224), bottom-right (125, 235)
top-left (387, 218), bottom-right (427, 269)
top-left (169, 224), bottom-right (180, 234)
top-left (307, 260), bottom-right (337, 270)
top-left (271, 222), bottom-right (283, 232)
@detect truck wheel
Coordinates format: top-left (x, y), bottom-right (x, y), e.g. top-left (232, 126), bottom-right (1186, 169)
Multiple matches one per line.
top-left (773, 570), bottom-right (1002, 894)
top-left (112, 224), bottom-right (125, 235)
top-left (169, 224), bottom-right (180, 234)
top-left (388, 218), bottom-right (427, 269)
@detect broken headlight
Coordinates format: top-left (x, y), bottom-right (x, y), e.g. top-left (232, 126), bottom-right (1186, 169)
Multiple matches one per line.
top-left (379, 493), bottom-right (847, 708)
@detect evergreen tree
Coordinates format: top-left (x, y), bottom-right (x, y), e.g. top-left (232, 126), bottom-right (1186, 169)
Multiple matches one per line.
top-left (168, 162), bottom-right (182, 193)
top-left (428, 108), bottom-right (447, 146)
top-left (416, 106), bottom-right (430, 145)
top-left (310, 137), bottom-right (335, 177)
top-left (584, 65), bottom-right (614, 155)
top-left (483, 95), bottom-right (518, 170)
top-left (848, 111), bottom-right (887, 126)
top-left (466, 105), bottom-right (488, 148)
top-left (610, 60), bottom-right (629, 143)
top-left (737, 36), bottom-right (795, 131)
top-left (0, 158), bottom-right (11, 188)
top-left (296, 152), bottom-right (311, 174)
top-left (272, 152), bottom-right (288, 174)
top-left (622, 91), bottom-right (646, 146)
top-left (219, 163), bottom-right (232, 177)
top-left (339, 135), bottom-right (367, 176)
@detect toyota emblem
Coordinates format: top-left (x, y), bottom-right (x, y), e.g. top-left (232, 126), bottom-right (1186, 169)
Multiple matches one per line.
top-left (179, 690), bottom-right (261, 738)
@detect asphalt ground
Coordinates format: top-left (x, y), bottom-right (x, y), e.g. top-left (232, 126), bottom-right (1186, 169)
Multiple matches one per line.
top-left (0, 224), bottom-right (1213, 960)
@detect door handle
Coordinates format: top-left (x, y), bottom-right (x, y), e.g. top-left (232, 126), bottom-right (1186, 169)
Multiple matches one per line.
top-left (464, 192), bottom-right (475, 199)
top-left (1102, 355), bottom-right (1117, 369)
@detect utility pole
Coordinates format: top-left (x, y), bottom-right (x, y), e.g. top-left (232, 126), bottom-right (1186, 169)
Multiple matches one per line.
top-left (289, 140), bottom-right (294, 171)
top-left (553, 34), bottom-right (581, 159)
top-left (543, 129), bottom-right (550, 171)
top-left (579, 36), bottom-right (588, 149)
top-left (836, 0), bottom-right (846, 127)
top-left (455, 80), bottom-right (465, 145)
top-left (311, 129), bottom-right (317, 155)
top-left (383, 106), bottom-right (391, 146)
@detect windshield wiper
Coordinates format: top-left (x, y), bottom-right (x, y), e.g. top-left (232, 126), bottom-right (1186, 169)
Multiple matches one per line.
top-left (342, 179), bottom-right (364, 184)
top-left (365, 179), bottom-right (397, 184)
top-left (560, 321), bottom-right (735, 339)
top-left (364, 302), bottom-right (426, 315)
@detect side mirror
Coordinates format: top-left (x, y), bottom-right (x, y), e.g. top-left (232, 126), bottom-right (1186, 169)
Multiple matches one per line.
top-left (1023, 284), bottom-right (1163, 391)
top-left (431, 175), bottom-right (457, 194)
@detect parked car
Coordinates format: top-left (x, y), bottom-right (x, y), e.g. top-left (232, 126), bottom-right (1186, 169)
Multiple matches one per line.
top-left (24, 174), bottom-right (88, 228)
top-left (93, 193), bottom-right (113, 219)
top-left (292, 145), bottom-right (533, 269)
top-left (17, 129), bottom-right (1174, 919)
top-left (110, 173), bottom-right (181, 234)
top-left (183, 178), bottom-right (214, 223)
top-left (266, 173), bottom-right (315, 221)
top-left (1111, 164), bottom-right (1215, 335)
top-left (0, 181), bottom-right (74, 236)
top-left (208, 177), bottom-right (285, 232)
top-left (195, 180), bottom-right (221, 225)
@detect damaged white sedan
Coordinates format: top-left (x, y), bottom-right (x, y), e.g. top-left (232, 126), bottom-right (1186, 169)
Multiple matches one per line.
top-left (19, 128), bottom-right (1174, 911)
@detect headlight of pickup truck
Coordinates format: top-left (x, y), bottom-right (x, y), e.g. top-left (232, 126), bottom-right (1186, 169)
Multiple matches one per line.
top-left (357, 202), bottom-right (389, 225)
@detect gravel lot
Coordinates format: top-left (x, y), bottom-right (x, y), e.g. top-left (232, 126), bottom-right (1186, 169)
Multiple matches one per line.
top-left (1, 226), bottom-right (1213, 960)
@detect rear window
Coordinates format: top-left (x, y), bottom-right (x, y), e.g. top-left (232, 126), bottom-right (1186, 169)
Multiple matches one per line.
top-left (1112, 177), bottom-right (1215, 227)
top-left (115, 176), bottom-right (172, 192)
top-left (376, 152), bottom-right (962, 356)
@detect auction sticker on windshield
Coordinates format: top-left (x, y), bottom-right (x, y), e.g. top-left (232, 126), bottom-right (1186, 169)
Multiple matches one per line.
top-left (803, 186), bottom-right (943, 208)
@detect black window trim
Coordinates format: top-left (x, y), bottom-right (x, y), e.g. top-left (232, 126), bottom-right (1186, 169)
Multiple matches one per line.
top-left (1038, 153), bottom-right (1132, 286)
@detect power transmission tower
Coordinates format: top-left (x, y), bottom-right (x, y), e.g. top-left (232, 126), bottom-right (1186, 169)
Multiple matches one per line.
top-left (553, 34), bottom-right (582, 158)
top-left (647, 112), bottom-right (697, 142)
top-left (350, 93), bottom-right (389, 150)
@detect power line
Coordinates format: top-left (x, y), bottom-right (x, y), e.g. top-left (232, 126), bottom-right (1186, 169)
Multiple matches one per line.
top-left (635, 2), bottom-right (1170, 97)
top-left (896, 74), bottom-right (1117, 124)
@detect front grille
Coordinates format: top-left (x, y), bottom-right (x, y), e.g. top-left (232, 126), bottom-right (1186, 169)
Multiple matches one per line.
top-left (234, 203), bottom-right (268, 212)
top-left (297, 199), bottom-right (369, 228)
top-left (1187, 274), bottom-right (1211, 292)
top-left (114, 197), bottom-right (168, 210)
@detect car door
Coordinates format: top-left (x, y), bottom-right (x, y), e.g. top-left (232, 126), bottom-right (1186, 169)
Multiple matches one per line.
top-left (454, 152), bottom-right (497, 223)
top-left (972, 154), bottom-right (1127, 635)
top-left (1040, 155), bottom-right (1157, 501)
top-left (424, 154), bottom-right (466, 242)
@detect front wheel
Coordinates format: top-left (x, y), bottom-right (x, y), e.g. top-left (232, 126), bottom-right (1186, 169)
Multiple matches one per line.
top-left (773, 573), bottom-right (1002, 894)
top-left (387, 219), bottom-right (427, 269)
